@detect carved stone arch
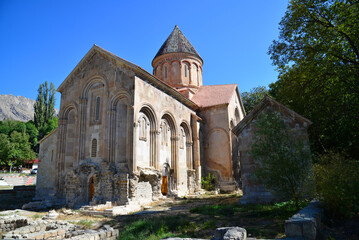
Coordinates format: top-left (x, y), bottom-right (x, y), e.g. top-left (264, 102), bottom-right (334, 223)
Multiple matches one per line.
top-left (110, 89), bottom-right (131, 109)
top-left (159, 111), bottom-right (177, 135)
top-left (81, 75), bottom-right (108, 99)
top-left (56, 104), bottom-right (78, 196)
top-left (135, 104), bottom-right (158, 169)
top-left (170, 59), bottom-right (181, 65)
top-left (159, 112), bottom-right (178, 191)
top-left (138, 104), bottom-right (158, 129)
top-left (61, 103), bottom-right (78, 120)
top-left (108, 90), bottom-right (132, 166)
top-left (180, 121), bottom-right (192, 141)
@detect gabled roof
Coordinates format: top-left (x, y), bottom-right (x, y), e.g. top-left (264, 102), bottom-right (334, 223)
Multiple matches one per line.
top-left (232, 95), bottom-right (312, 136)
top-left (191, 84), bottom-right (237, 108)
top-left (153, 25), bottom-right (202, 62)
top-left (57, 45), bottom-right (199, 111)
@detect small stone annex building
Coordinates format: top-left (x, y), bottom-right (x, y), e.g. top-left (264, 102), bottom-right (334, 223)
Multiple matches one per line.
top-left (232, 96), bottom-right (312, 204)
top-left (36, 26), bottom-right (246, 207)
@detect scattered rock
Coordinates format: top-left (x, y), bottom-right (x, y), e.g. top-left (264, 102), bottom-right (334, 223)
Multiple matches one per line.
top-left (42, 210), bottom-right (59, 220)
top-left (211, 227), bottom-right (247, 240)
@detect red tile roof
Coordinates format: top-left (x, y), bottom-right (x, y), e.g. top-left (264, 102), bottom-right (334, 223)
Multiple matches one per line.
top-left (191, 84), bottom-right (237, 108)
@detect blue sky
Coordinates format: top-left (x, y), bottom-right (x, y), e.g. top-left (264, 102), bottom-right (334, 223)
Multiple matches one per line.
top-left (0, 0), bottom-right (288, 108)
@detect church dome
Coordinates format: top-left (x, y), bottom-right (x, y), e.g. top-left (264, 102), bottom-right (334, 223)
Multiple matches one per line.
top-left (153, 25), bottom-right (202, 62)
top-left (152, 26), bottom-right (203, 91)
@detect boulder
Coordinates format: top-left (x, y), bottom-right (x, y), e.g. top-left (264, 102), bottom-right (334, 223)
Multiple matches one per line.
top-left (211, 227), bottom-right (247, 240)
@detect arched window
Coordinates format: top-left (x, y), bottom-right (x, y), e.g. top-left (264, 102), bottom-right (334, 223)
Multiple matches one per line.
top-left (184, 65), bottom-right (188, 77)
top-left (95, 97), bottom-right (100, 121)
top-left (91, 139), bottom-right (97, 157)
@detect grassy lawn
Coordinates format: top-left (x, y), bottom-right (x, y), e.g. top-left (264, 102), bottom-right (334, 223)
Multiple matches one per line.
top-left (108, 194), bottom-right (307, 239)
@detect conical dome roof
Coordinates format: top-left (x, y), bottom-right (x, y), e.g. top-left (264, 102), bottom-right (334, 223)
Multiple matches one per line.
top-left (153, 25), bottom-right (202, 61)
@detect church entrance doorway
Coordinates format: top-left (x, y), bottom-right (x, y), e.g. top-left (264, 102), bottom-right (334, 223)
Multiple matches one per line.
top-left (89, 177), bottom-right (94, 201)
top-left (161, 176), bottom-right (168, 195)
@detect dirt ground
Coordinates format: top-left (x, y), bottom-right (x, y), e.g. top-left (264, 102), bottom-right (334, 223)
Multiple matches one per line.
top-left (5, 193), bottom-right (359, 239)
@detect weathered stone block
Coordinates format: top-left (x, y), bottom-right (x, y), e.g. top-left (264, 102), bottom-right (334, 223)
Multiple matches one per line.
top-left (211, 227), bottom-right (247, 240)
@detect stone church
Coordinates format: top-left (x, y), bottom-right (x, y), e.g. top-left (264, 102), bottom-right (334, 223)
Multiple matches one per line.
top-left (36, 26), bottom-right (246, 207)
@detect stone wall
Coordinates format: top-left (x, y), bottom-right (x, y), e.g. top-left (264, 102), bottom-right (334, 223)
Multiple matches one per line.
top-left (199, 104), bottom-right (237, 191)
top-left (235, 99), bottom-right (312, 204)
top-left (0, 186), bottom-right (35, 210)
top-left (36, 129), bottom-right (57, 200)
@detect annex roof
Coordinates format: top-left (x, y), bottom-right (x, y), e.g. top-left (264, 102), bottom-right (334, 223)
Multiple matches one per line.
top-left (232, 95), bottom-right (312, 136)
top-left (153, 25), bottom-right (202, 62)
top-left (191, 84), bottom-right (238, 108)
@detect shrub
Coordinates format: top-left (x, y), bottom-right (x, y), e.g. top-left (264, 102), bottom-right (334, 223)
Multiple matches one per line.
top-left (314, 152), bottom-right (359, 218)
top-left (251, 111), bottom-right (314, 210)
top-left (201, 173), bottom-right (216, 191)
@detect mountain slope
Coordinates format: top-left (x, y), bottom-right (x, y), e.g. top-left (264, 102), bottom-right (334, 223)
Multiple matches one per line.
top-left (0, 95), bottom-right (36, 122)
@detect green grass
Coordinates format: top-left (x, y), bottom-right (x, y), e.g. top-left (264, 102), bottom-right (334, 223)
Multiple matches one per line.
top-left (31, 214), bottom-right (43, 219)
top-left (190, 200), bottom-right (308, 220)
top-left (118, 215), bottom-right (196, 240)
top-left (76, 219), bottom-right (95, 229)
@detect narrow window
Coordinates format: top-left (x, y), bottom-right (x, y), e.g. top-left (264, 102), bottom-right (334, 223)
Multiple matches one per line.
top-left (165, 66), bottom-right (168, 80)
top-left (139, 116), bottom-right (147, 141)
top-left (95, 97), bottom-right (100, 121)
top-left (185, 65), bottom-right (188, 77)
top-left (91, 139), bottom-right (97, 157)
top-left (180, 128), bottom-right (185, 149)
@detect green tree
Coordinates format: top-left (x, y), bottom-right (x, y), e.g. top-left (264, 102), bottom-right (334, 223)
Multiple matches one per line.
top-left (33, 81), bottom-right (57, 148)
top-left (0, 133), bottom-right (10, 166)
top-left (34, 81), bottom-right (56, 129)
top-left (241, 86), bottom-right (269, 114)
top-left (268, 0), bottom-right (359, 158)
top-left (38, 117), bottom-right (58, 140)
top-left (0, 130), bottom-right (37, 171)
top-left (25, 120), bottom-right (39, 150)
top-left (251, 112), bottom-right (313, 210)
top-left (34, 83), bottom-right (45, 129)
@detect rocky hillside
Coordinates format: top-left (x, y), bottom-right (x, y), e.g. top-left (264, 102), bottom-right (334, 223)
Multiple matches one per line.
top-left (0, 95), bottom-right (36, 122)
top-left (0, 95), bottom-right (59, 122)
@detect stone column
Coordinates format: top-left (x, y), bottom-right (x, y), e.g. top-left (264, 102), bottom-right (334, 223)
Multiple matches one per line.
top-left (78, 98), bottom-right (88, 160)
top-left (108, 108), bottom-right (117, 162)
top-left (191, 114), bottom-right (201, 186)
top-left (126, 105), bottom-right (134, 173)
top-left (56, 119), bottom-right (67, 197)
top-left (154, 130), bottom-right (161, 170)
top-left (171, 135), bottom-right (179, 190)
top-left (186, 142), bottom-right (193, 169)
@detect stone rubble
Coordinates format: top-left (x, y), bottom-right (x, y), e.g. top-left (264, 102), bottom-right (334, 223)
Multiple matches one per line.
top-left (0, 211), bottom-right (118, 240)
